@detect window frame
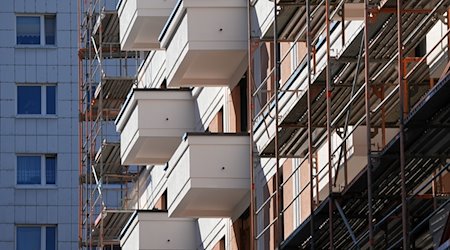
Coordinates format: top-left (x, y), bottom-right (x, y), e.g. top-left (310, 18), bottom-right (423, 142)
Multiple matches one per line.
top-left (16, 14), bottom-right (56, 46)
top-left (16, 225), bottom-right (57, 250)
top-left (16, 83), bottom-right (57, 117)
top-left (16, 154), bottom-right (57, 187)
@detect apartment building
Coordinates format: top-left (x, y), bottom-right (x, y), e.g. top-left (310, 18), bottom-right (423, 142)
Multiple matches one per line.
top-left (0, 0), bottom-right (79, 249)
top-left (80, 0), bottom-right (450, 249)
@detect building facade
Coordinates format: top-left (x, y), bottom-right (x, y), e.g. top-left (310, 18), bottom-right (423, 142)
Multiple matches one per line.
top-left (0, 0), bottom-right (79, 249)
top-left (80, 0), bottom-right (450, 249)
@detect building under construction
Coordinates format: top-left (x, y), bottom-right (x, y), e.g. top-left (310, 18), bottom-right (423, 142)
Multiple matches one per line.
top-left (78, 0), bottom-right (450, 249)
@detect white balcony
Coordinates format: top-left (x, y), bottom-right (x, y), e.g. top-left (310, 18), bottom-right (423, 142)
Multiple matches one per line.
top-left (332, 3), bottom-right (364, 21)
top-left (120, 211), bottom-right (197, 250)
top-left (115, 89), bottom-right (196, 165)
top-left (160, 0), bottom-right (248, 88)
top-left (118, 0), bottom-right (177, 50)
top-left (167, 133), bottom-right (250, 218)
top-left (315, 126), bottom-right (398, 198)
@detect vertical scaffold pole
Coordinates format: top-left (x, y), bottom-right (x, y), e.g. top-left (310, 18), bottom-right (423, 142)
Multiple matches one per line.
top-left (364, 0), bottom-right (374, 248)
top-left (247, 0), bottom-right (256, 249)
top-left (273, 0), bottom-right (284, 247)
top-left (397, 0), bottom-right (410, 248)
top-left (306, 0), bottom-right (316, 248)
top-left (325, 0), bottom-right (334, 248)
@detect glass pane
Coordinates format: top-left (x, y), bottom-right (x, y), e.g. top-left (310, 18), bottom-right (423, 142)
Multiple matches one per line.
top-left (17, 156), bottom-right (41, 184)
top-left (46, 227), bottom-right (56, 250)
top-left (45, 15), bottom-right (56, 45)
top-left (46, 156), bottom-right (56, 185)
top-left (17, 227), bottom-right (41, 250)
top-left (17, 16), bottom-right (40, 45)
top-left (46, 86), bottom-right (56, 115)
top-left (17, 86), bottom-right (41, 114)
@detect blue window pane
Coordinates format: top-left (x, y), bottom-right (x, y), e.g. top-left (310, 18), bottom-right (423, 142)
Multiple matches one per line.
top-left (17, 227), bottom-right (41, 250)
top-left (46, 227), bottom-right (56, 250)
top-left (17, 16), bottom-right (40, 45)
top-left (17, 156), bottom-right (41, 184)
top-left (17, 86), bottom-right (41, 114)
top-left (46, 86), bottom-right (56, 115)
top-left (46, 156), bottom-right (56, 185)
top-left (45, 16), bottom-right (56, 45)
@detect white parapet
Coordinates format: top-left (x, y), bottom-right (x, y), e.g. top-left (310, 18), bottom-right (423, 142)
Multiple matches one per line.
top-left (160, 0), bottom-right (248, 88)
top-left (115, 89), bottom-right (196, 165)
top-left (315, 126), bottom-right (398, 198)
top-left (120, 211), bottom-right (197, 250)
top-left (167, 133), bottom-right (250, 217)
top-left (118, 0), bottom-right (177, 50)
top-left (332, 3), bottom-right (365, 20)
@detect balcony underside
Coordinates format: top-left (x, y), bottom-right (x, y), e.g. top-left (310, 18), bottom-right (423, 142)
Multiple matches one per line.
top-left (167, 50), bottom-right (247, 88)
top-left (118, 0), bottom-right (176, 50)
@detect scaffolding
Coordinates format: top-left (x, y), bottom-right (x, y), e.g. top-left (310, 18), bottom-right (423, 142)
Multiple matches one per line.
top-left (249, 0), bottom-right (450, 249)
top-left (77, 0), bottom-right (450, 248)
top-left (78, 0), bottom-right (138, 248)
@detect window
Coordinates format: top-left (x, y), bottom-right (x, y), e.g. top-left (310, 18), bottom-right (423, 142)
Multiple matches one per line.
top-left (17, 84), bottom-right (56, 115)
top-left (17, 155), bottom-right (56, 185)
top-left (16, 15), bottom-right (56, 45)
top-left (16, 225), bottom-right (56, 250)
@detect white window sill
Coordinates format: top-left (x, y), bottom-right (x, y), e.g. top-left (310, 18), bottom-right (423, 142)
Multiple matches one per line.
top-left (15, 115), bottom-right (58, 119)
top-left (15, 185), bottom-right (58, 190)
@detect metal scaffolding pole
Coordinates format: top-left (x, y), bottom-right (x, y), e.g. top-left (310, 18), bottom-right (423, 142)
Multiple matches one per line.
top-left (77, 0), bottom-right (83, 247)
top-left (397, 0), bottom-right (410, 248)
top-left (247, 0), bottom-right (256, 249)
top-left (325, 0), bottom-right (335, 248)
top-left (87, 6), bottom-right (94, 248)
top-left (78, 1), bottom-right (138, 248)
top-left (306, 0), bottom-right (316, 248)
top-left (363, 0), bottom-right (374, 248)
top-left (273, 0), bottom-right (284, 247)
top-left (261, 0), bottom-right (450, 248)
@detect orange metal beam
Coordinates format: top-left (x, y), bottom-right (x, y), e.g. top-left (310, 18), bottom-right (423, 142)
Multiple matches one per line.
top-left (414, 194), bottom-right (435, 200)
top-left (403, 57), bottom-right (422, 63)
top-left (79, 110), bottom-right (120, 122)
top-left (78, 46), bottom-right (121, 59)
